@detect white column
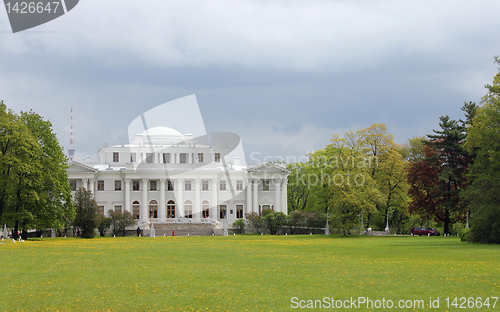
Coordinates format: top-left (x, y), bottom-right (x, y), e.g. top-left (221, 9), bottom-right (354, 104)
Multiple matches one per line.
top-left (274, 178), bottom-right (281, 212)
top-left (177, 178), bottom-right (184, 218)
top-left (125, 178), bottom-right (131, 213)
top-left (89, 178), bottom-right (95, 195)
top-left (194, 178), bottom-right (201, 221)
top-left (246, 178), bottom-right (252, 216)
top-left (253, 179), bottom-right (259, 214)
top-left (82, 178), bottom-right (88, 191)
top-left (142, 178), bottom-right (148, 222)
top-left (211, 178), bottom-right (218, 221)
top-left (282, 178), bottom-right (288, 215)
top-left (159, 179), bottom-right (166, 222)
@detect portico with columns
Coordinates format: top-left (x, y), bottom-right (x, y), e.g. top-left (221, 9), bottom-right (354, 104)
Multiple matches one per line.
top-left (66, 127), bottom-right (290, 229)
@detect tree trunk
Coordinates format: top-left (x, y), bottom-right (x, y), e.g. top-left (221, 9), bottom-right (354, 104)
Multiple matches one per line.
top-left (14, 220), bottom-right (19, 239)
top-left (444, 209), bottom-right (450, 235)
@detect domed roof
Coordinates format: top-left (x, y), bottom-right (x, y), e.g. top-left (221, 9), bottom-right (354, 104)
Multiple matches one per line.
top-left (140, 127), bottom-right (184, 138)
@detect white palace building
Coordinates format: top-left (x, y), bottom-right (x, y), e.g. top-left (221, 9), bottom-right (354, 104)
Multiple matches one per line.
top-left (66, 126), bottom-right (290, 228)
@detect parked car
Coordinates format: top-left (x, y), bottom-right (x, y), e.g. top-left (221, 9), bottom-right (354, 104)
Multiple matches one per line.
top-left (413, 227), bottom-right (440, 236)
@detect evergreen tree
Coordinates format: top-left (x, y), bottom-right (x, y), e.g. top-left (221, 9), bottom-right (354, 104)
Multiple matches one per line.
top-left (73, 188), bottom-right (100, 238)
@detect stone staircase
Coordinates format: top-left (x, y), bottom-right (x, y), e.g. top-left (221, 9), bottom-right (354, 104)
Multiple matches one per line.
top-left (150, 223), bottom-right (216, 236)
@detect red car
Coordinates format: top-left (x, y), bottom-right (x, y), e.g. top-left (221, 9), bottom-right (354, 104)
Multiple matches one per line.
top-left (412, 227), bottom-right (440, 236)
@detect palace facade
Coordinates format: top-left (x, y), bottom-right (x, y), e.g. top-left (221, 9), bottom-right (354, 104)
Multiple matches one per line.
top-left (67, 127), bottom-right (290, 226)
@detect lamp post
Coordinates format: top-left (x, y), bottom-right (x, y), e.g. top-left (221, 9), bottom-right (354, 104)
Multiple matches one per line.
top-left (385, 211), bottom-right (392, 233)
top-left (325, 207), bottom-right (330, 235)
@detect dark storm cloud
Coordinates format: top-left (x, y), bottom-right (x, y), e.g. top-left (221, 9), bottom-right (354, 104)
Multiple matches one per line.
top-left (1, 0), bottom-right (499, 162)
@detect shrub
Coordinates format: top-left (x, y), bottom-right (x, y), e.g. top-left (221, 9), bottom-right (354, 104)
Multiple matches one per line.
top-left (459, 228), bottom-right (470, 242)
top-left (246, 212), bottom-right (266, 234)
top-left (233, 219), bottom-right (245, 234)
top-left (98, 216), bottom-right (112, 237)
top-left (108, 210), bottom-right (136, 237)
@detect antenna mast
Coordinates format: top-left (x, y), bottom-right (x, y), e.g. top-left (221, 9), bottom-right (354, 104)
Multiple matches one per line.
top-left (69, 106), bottom-right (75, 162)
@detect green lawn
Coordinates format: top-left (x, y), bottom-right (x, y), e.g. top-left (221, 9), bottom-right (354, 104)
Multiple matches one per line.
top-left (1, 235), bottom-right (499, 311)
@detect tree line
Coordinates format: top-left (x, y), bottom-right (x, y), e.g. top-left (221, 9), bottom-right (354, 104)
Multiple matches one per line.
top-left (286, 56), bottom-right (500, 243)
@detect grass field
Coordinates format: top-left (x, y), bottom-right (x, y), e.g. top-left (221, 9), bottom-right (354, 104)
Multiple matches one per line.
top-left (0, 235), bottom-right (499, 311)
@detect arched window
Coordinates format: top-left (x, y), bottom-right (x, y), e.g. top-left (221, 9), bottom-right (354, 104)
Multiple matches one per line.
top-left (149, 200), bottom-right (158, 218)
top-left (132, 201), bottom-right (140, 219)
top-left (184, 200), bottom-right (193, 218)
top-left (167, 200), bottom-right (176, 218)
top-left (202, 200), bottom-right (210, 218)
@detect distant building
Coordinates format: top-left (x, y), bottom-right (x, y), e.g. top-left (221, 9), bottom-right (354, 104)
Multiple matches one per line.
top-left (67, 127), bottom-right (289, 226)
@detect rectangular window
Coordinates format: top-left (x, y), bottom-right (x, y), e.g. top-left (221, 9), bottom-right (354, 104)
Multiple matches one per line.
top-left (150, 180), bottom-right (157, 191)
top-left (99, 206), bottom-right (104, 215)
top-left (113, 152), bottom-right (119, 162)
top-left (236, 180), bottom-right (243, 191)
top-left (220, 180), bottom-right (226, 191)
top-left (202, 180), bottom-right (209, 191)
top-left (198, 153), bottom-right (203, 163)
top-left (263, 180), bottom-right (270, 191)
top-left (130, 153), bottom-right (136, 163)
top-left (114, 205), bottom-right (122, 213)
top-left (236, 205), bottom-right (243, 218)
top-left (69, 180), bottom-right (77, 191)
top-left (180, 153), bottom-right (187, 163)
top-left (163, 153), bottom-right (170, 164)
top-left (215, 153), bottom-right (221, 162)
top-left (97, 180), bottom-right (104, 191)
top-left (185, 180), bottom-right (191, 191)
top-left (133, 180), bottom-right (140, 191)
top-left (115, 180), bottom-right (121, 191)
top-left (219, 205), bottom-right (227, 219)
top-left (167, 180), bottom-right (174, 191)
top-left (146, 153), bottom-right (154, 163)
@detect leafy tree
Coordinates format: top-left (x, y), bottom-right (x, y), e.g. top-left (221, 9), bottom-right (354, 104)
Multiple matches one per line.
top-left (399, 136), bottom-right (426, 162)
top-left (0, 102), bottom-right (74, 239)
top-left (407, 145), bottom-right (441, 225)
top-left (374, 148), bottom-right (410, 233)
top-left (20, 110), bottom-right (75, 233)
top-left (246, 212), bottom-right (266, 234)
top-left (232, 219), bottom-right (245, 234)
top-left (98, 215), bottom-right (112, 237)
top-left (73, 188), bottom-right (100, 238)
top-left (286, 162), bottom-right (310, 213)
top-left (108, 210), bottom-right (135, 236)
top-left (462, 56), bottom-right (500, 243)
top-left (262, 209), bottom-right (287, 235)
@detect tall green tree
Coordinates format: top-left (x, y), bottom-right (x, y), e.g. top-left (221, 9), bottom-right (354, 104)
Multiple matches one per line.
top-left (374, 148), bottom-right (410, 233)
top-left (0, 102), bottom-right (74, 239)
top-left (462, 56), bottom-right (500, 243)
top-left (0, 102), bottom-right (43, 239)
top-left (21, 110), bottom-right (74, 233)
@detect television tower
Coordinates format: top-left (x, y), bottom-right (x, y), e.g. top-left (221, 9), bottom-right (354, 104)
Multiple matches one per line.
top-left (69, 106), bottom-right (75, 162)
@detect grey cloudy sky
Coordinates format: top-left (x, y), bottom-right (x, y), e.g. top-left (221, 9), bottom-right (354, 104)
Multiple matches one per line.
top-left (1, 0), bottom-right (499, 164)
